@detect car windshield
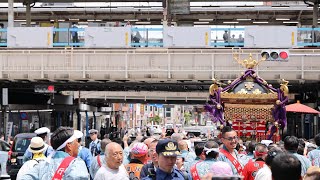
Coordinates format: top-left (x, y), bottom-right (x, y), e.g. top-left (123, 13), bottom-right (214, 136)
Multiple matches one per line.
top-left (14, 137), bottom-right (31, 152)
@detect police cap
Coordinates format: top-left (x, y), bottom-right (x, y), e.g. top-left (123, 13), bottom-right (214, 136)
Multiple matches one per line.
top-left (89, 129), bottom-right (98, 134)
top-left (156, 139), bottom-right (180, 157)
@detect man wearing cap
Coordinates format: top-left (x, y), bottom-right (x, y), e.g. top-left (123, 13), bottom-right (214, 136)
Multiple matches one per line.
top-left (126, 142), bottom-right (148, 179)
top-left (17, 137), bottom-right (47, 180)
top-left (142, 139), bottom-right (191, 180)
top-left (24, 127), bottom-right (89, 179)
top-left (23, 127), bottom-right (54, 162)
top-left (89, 129), bottom-right (102, 156)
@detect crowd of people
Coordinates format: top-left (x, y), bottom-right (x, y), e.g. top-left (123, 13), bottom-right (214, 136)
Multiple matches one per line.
top-left (15, 125), bottom-right (320, 180)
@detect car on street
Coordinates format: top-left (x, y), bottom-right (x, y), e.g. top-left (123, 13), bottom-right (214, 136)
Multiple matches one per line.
top-left (0, 140), bottom-right (10, 177)
top-left (151, 125), bottom-right (162, 134)
top-left (7, 133), bottom-right (36, 180)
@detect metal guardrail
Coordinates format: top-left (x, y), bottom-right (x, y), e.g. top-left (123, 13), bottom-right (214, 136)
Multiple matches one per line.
top-left (0, 48), bottom-right (319, 81)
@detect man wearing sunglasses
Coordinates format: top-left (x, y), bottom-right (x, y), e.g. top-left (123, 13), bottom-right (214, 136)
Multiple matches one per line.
top-left (218, 126), bottom-right (248, 176)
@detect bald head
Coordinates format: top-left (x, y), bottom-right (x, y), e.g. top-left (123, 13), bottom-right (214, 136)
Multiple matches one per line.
top-left (136, 135), bottom-right (144, 142)
top-left (171, 133), bottom-right (182, 142)
top-left (105, 142), bottom-right (123, 158)
top-left (178, 140), bottom-right (188, 151)
top-left (105, 142), bottom-right (123, 170)
top-left (144, 137), bottom-right (155, 147)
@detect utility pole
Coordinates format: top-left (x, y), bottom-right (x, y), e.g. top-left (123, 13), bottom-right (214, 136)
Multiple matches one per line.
top-left (2, 88), bottom-right (8, 140)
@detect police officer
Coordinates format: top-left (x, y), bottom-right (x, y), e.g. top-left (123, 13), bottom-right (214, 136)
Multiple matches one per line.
top-left (89, 129), bottom-right (102, 156)
top-left (23, 127), bottom-right (54, 162)
top-left (142, 139), bottom-right (191, 180)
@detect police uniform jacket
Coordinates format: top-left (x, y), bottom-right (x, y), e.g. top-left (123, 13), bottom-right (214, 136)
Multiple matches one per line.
top-left (142, 167), bottom-right (191, 180)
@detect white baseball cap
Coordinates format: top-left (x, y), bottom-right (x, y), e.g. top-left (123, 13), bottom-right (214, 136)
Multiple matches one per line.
top-left (34, 127), bottom-right (50, 135)
top-left (261, 140), bottom-right (273, 146)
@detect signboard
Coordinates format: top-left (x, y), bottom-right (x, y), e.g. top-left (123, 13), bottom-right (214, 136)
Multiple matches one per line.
top-left (20, 112), bottom-right (28, 120)
top-left (169, 0), bottom-right (190, 14)
top-left (149, 104), bottom-right (164, 108)
top-left (32, 115), bottom-right (39, 129)
top-left (2, 88), bottom-right (8, 106)
top-left (22, 120), bottom-right (29, 132)
top-left (6, 122), bottom-right (13, 138)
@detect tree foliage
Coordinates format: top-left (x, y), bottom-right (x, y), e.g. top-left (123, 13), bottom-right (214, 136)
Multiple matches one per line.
top-left (149, 115), bottom-right (161, 124)
top-left (184, 112), bottom-right (192, 125)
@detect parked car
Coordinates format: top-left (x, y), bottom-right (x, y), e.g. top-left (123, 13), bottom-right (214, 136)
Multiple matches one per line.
top-left (151, 125), bottom-right (162, 134)
top-left (7, 133), bottom-right (36, 179)
top-left (0, 140), bottom-right (10, 177)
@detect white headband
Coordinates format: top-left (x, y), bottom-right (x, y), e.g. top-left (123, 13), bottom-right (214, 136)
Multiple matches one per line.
top-left (203, 147), bottom-right (219, 155)
top-left (46, 130), bottom-right (83, 163)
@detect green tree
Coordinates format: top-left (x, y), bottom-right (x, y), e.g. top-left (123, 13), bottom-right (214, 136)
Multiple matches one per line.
top-left (149, 115), bottom-right (161, 124)
top-left (184, 112), bottom-right (192, 125)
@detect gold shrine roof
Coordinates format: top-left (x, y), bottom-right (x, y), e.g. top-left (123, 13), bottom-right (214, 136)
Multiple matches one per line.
top-left (221, 92), bottom-right (277, 104)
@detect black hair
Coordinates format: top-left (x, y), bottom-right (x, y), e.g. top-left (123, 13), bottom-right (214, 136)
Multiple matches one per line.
top-left (265, 147), bottom-right (283, 166)
top-left (212, 137), bottom-right (222, 146)
top-left (314, 133), bottom-right (320, 146)
top-left (271, 153), bottom-right (301, 180)
top-left (284, 136), bottom-right (299, 152)
top-left (187, 133), bottom-right (195, 138)
top-left (50, 127), bottom-right (74, 150)
top-left (178, 156), bottom-right (185, 162)
top-left (112, 137), bottom-right (124, 148)
top-left (165, 129), bottom-right (174, 137)
top-left (37, 133), bottom-right (47, 140)
top-left (235, 143), bottom-right (240, 151)
top-left (267, 143), bottom-right (277, 151)
top-left (298, 138), bottom-right (306, 147)
top-left (194, 142), bottom-right (205, 156)
top-left (140, 136), bottom-right (148, 143)
top-left (204, 141), bottom-right (219, 159)
top-left (248, 140), bottom-right (257, 154)
top-left (221, 126), bottom-right (234, 137)
top-left (297, 144), bottom-right (305, 155)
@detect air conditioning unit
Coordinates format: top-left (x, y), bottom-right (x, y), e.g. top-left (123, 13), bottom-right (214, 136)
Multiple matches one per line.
top-left (85, 73), bottom-right (91, 79)
top-left (104, 74), bottom-right (110, 79)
